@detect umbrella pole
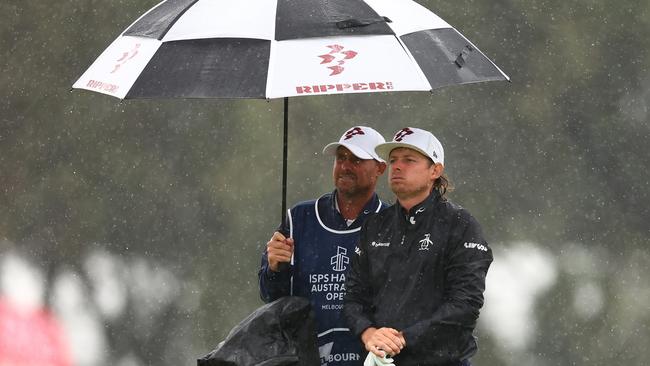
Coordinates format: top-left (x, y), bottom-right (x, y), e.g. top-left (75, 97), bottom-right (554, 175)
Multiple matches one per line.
top-left (282, 97), bottom-right (288, 222)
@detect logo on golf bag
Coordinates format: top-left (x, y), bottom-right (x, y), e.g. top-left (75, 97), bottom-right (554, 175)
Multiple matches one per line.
top-left (318, 44), bottom-right (358, 76)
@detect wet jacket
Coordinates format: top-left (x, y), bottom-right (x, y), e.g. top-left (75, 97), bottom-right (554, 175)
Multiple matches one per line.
top-left (343, 190), bottom-right (492, 366)
top-left (259, 191), bottom-right (387, 366)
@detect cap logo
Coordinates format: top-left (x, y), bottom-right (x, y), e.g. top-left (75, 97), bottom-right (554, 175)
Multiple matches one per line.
top-left (343, 127), bottom-right (365, 140)
top-left (394, 128), bottom-right (414, 142)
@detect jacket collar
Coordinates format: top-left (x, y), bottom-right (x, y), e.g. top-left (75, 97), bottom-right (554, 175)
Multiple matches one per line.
top-left (318, 190), bottom-right (382, 230)
top-left (395, 189), bottom-right (441, 226)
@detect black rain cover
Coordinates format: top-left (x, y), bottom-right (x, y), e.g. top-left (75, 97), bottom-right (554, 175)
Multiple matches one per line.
top-left (197, 296), bottom-right (320, 366)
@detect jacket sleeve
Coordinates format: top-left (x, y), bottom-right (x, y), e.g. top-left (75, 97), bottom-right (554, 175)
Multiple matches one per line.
top-left (258, 217), bottom-right (292, 303)
top-left (343, 222), bottom-right (375, 338)
top-left (401, 211), bottom-right (493, 356)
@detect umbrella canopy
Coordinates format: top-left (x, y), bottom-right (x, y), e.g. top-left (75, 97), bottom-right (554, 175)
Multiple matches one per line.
top-left (73, 0), bottom-right (509, 99)
top-left (72, 0), bottom-right (509, 217)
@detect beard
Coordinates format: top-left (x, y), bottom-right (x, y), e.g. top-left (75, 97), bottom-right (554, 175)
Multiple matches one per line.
top-left (336, 175), bottom-right (375, 199)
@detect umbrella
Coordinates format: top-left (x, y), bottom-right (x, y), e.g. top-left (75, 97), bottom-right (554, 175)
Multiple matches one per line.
top-left (72, 0), bottom-right (509, 217)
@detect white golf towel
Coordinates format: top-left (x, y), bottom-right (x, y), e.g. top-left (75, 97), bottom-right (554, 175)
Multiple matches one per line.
top-left (364, 351), bottom-right (396, 366)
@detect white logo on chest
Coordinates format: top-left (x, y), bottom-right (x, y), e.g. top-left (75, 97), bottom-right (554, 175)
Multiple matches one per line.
top-left (331, 246), bottom-right (349, 272)
top-left (418, 233), bottom-right (434, 251)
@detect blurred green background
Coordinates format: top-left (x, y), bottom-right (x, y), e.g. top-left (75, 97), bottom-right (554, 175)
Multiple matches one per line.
top-left (1, 0), bottom-right (648, 365)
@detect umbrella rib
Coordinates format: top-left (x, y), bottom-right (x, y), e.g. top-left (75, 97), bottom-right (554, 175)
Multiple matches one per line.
top-left (392, 33), bottom-right (433, 91)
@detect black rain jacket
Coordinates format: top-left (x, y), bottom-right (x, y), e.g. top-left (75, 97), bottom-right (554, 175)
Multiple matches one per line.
top-left (198, 296), bottom-right (320, 366)
top-left (343, 190), bottom-right (492, 366)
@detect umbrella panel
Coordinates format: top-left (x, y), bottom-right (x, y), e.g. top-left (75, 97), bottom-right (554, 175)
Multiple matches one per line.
top-left (402, 28), bottom-right (508, 89)
top-left (161, 0), bottom-right (278, 42)
top-left (267, 35), bottom-right (431, 98)
top-left (127, 38), bottom-right (270, 99)
top-left (74, 36), bottom-right (161, 99)
top-left (124, 0), bottom-right (396, 42)
top-left (364, 0), bottom-right (451, 35)
top-left (275, 0), bottom-right (393, 40)
top-left (125, 0), bottom-right (199, 40)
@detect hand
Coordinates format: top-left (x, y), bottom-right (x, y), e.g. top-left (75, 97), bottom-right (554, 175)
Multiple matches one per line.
top-left (361, 327), bottom-right (405, 357)
top-left (266, 231), bottom-right (294, 272)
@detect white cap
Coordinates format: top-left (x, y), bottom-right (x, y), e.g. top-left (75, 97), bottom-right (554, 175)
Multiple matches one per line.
top-left (375, 127), bottom-right (444, 165)
top-left (323, 126), bottom-right (386, 162)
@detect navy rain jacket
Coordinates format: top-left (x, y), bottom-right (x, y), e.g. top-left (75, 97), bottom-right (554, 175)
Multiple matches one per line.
top-left (259, 191), bottom-right (387, 366)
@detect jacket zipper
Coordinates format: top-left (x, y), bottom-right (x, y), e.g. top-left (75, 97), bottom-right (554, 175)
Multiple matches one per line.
top-left (400, 214), bottom-right (407, 246)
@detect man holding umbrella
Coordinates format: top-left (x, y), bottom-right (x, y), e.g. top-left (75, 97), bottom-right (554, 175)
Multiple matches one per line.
top-left (259, 126), bottom-right (388, 365)
top-left (344, 127), bottom-right (492, 366)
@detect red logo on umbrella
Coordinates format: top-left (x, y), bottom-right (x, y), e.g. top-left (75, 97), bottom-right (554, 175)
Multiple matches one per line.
top-left (318, 45), bottom-right (358, 76)
top-left (111, 43), bottom-right (141, 74)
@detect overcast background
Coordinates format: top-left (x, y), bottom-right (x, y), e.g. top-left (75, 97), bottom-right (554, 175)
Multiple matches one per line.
top-left (1, 0), bottom-right (649, 365)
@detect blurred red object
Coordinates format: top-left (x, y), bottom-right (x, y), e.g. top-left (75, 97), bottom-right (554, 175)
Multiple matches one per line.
top-left (0, 297), bottom-right (71, 366)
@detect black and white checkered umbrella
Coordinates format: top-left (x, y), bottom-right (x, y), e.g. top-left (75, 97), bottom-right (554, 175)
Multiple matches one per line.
top-left (73, 0), bottom-right (509, 216)
top-left (73, 0), bottom-right (509, 99)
